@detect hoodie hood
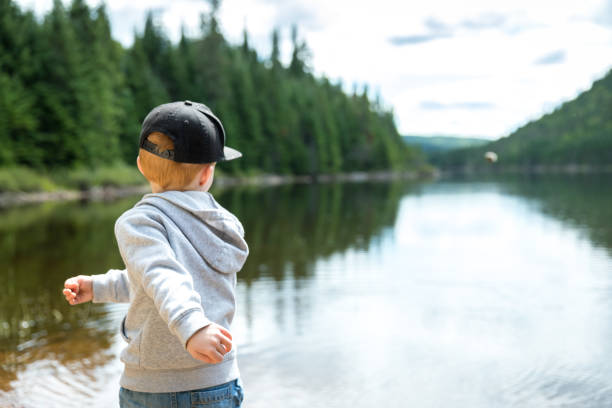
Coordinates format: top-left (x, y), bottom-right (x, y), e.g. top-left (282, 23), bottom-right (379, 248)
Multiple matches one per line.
top-left (135, 190), bottom-right (248, 274)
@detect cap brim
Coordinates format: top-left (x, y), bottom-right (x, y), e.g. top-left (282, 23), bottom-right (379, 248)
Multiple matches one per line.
top-left (222, 146), bottom-right (242, 161)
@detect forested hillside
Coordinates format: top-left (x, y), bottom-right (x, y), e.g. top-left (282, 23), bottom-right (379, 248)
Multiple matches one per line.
top-left (433, 69), bottom-right (612, 170)
top-left (0, 0), bottom-right (420, 176)
top-left (403, 136), bottom-right (488, 154)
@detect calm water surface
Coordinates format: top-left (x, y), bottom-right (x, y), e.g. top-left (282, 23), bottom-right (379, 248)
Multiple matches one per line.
top-left (1, 176), bottom-right (612, 407)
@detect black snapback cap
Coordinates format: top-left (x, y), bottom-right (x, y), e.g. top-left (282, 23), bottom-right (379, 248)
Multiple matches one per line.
top-left (139, 100), bottom-right (242, 164)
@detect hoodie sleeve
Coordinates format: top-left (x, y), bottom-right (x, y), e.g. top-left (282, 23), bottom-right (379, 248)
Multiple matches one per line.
top-left (115, 210), bottom-right (211, 348)
top-left (91, 269), bottom-right (130, 303)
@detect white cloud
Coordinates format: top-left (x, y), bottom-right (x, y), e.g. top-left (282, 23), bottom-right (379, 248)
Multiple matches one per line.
top-left (14, 0), bottom-right (612, 139)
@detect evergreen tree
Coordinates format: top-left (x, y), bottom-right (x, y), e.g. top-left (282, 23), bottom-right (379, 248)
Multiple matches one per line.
top-left (67, 0), bottom-right (122, 165)
top-left (141, 12), bottom-right (176, 97)
top-left (196, 0), bottom-right (231, 111)
top-left (0, 73), bottom-right (37, 165)
top-left (0, 0), bottom-right (39, 165)
top-left (124, 35), bottom-right (169, 123)
top-left (270, 29), bottom-right (282, 72)
top-left (172, 27), bottom-right (198, 100)
top-left (255, 28), bottom-right (294, 173)
top-left (288, 25), bottom-right (310, 77)
top-left (36, 0), bottom-right (84, 167)
top-left (229, 34), bottom-right (266, 170)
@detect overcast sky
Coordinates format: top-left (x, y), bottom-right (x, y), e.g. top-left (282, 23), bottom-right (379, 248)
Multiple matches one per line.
top-left (16, 0), bottom-right (612, 139)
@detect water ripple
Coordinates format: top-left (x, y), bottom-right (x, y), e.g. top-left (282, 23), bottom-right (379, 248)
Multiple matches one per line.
top-left (501, 360), bottom-right (612, 407)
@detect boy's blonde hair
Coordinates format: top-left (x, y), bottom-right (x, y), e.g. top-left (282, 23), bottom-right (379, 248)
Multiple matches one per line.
top-left (139, 132), bottom-right (208, 189)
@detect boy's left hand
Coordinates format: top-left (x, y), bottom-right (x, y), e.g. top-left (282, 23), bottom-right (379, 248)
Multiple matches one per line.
top-left (63, 275), bottom-right (93, 305)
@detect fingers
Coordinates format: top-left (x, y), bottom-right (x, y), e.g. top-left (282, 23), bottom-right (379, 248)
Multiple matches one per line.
top-left (62, 288), bottom-right (79, 305)
top-left (193, 351), bottom-right (214, 364)
top-left (63, 276), bottom-right (93, 305)
top-left (219, 334), bottom-right (232, 353)
top-left (216, 343), bottom-right (228, 355)
top-left (219, 327), bottom-right (233, 341)
top-left (64, 278), bottom-right (79, 293)
top-left (63, 288), bottom-right (75, 300)
top-left (195, 350), bottom-right (225, 364)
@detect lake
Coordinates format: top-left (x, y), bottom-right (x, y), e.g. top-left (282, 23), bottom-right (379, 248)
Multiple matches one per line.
top-left (1, 175), bottom-right (612, 407)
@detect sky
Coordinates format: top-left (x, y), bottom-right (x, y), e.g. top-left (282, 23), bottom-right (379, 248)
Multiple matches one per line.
top-left (16, 0), bottom-right (612, 139)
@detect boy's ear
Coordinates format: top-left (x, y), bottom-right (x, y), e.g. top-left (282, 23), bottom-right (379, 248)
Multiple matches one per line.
top-left (198, 163), bottom-right (215, 186)
top-left (136, 155), bottom-right (144, 176)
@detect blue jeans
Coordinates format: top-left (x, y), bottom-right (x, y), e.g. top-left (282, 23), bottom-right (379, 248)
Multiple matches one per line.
top-left (119, 379), bottom-right (244, 408)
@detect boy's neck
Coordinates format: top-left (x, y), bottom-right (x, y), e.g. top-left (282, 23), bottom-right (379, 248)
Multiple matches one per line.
top-left (149, 182), bottom-right (211, 194)
top-left (146, 163), bottom-right (215, 194)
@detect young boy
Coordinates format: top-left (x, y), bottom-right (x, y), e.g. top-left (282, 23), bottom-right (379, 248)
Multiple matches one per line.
top-left (62, 101), bottom-right (248, 408)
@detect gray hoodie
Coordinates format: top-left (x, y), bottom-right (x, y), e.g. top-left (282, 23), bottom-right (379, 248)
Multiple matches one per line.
top-left (91, 190), bottom-right (249, 393)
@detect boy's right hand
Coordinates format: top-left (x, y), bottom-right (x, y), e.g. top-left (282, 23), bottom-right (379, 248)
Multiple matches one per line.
top-left (186, 323), bottom-right (233, 364)
top-left (63, 275), bottom-right (93, 305)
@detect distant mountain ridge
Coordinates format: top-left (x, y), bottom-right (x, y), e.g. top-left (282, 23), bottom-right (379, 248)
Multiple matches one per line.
top-left (434, 68), bottom-right (612, 170)
top-left (402, 135), bottom-right (489, 153)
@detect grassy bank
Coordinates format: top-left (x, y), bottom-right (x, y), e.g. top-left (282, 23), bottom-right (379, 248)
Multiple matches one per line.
top-left (0, 164), bottom-right (436, 208)
top-left (0, 165), bottom-right (145, 193)
top-left (0, 164), bottom-right (437, 194)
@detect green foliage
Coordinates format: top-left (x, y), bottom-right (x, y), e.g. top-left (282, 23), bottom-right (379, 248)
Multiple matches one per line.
top-left (0, 164), bottom-right (143, 192)
top-left (0, 0), bottom-right (420, 178)
top-left (51, 164), bottom-right (144, 190)
top-left (434, 69), bottom-right (612, 170)
top-left (0, 73), bottom-right (38, 165)
top-left (0, 167), bottom-right (56, 192)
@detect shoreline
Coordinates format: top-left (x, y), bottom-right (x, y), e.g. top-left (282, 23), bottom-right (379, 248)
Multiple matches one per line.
top-left (4, 163), bottom-right (611, 208)
top-left (0, 170), bottom-right (432, 208)
top-left (438, 163), bottom-right (612, 176)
